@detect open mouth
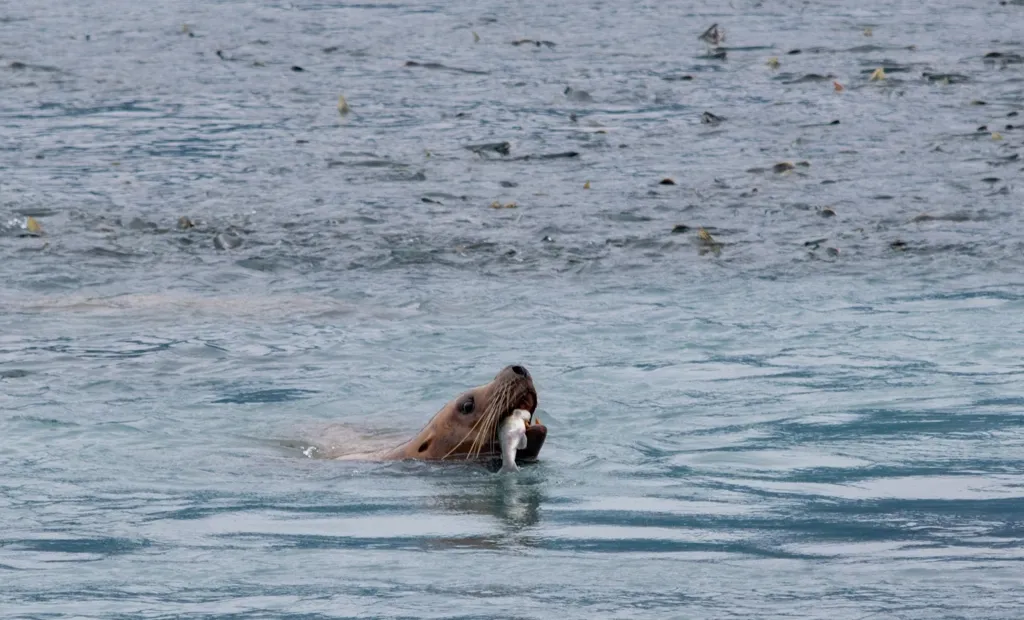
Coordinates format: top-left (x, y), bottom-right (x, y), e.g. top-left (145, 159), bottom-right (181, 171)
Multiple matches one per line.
top-left (515, 392), bottom-right (537, 420)
top-left (497, 392), bottom-right (546, 464)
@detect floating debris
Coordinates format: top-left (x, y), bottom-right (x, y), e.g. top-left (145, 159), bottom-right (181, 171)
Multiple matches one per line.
top-left (508, 151), bottom-right (578, 161)
top-left (863, 27), bottom-right (873, 37)
top-left (911, 212), bottom-right (971, 223)
top-left (473, 31), bottom-right (480, 43)
top-left (213, 232), bottom-right (242, 250)
top-left (659, 178), bottom-right (676, 185)
top-left (923, 72), bottom-right (969, 84)
top-left (701, 111), bottom-right (725, 125)
top-left (777, 73), bottom-right (836, 84)
top-left (834, 80), bottom-right (844, 92)
top-left (404, 60), bottom-right (489, 75)
top-left (337, 95), bottom-right (350, 115)
top-left (583, 181), bottom-right (591, 189)
top-left (466, 141), bottom-right (511, 156)
top-left (511, 39), bottom-right (556, 48)
top-left (1, 216), bottom-right (43, 237)
top-left (698, 23), bottom-right (725, 47)
top-left (773, 162), bottom-right (796, 174)
top-left (766, 57), bottom-right (780, 69)
top-left (983, 51), bottom-right (1024, 64)
top-left (489, 201), bottom-right (517, 209)
top-left (291, 65), bottom-right (305, 72)
top-left (869, 67), bottom-right (886, 81)
top-left (697, 227), bottom-right (722, 255)
top-left (564, 86), bottom-right (593, 102)
top-left (177, 216), bottom-right (195, 230)
top-left (992, 132), bottom-right (1003, 140)
top-left (803, 238), bottom-right (828, 250)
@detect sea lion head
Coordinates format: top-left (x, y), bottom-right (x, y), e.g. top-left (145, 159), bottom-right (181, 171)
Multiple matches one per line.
top-left (389, 364), bottom-right (547, 464)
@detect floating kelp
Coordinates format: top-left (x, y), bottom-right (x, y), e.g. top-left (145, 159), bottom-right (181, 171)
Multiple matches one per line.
top-left (404, 60), bottom-right (488, 75)
top-left (466, 141), bottom-right (511, 156)
top-left (775, 73), bottom-right (836, 84)
top-left (511, 39), bottom-right (555, 48)
top-left (922, 72), bottom-right (969, 84)
top-left (697, 227), bottom-right (722, 255)
top-left (508, 151), bottom-right (578, 161)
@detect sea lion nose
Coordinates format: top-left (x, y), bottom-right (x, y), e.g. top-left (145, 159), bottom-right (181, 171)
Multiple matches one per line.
top-left (511, 365), bottom-right (528, 378)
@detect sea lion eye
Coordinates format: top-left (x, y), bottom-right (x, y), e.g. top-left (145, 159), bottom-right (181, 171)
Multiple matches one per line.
top-left (459, 397), bottom-right (475, 414)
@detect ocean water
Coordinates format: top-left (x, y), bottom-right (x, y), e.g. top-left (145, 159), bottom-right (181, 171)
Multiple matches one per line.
top-left (2, 0), bottom-right (1024, 618)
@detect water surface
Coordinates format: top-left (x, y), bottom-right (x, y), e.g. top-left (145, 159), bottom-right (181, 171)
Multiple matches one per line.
top-left (2, 0), bottom-right (1024, 618)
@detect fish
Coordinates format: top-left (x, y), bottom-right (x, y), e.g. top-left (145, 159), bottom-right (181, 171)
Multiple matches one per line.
top-left (498, 409), bottom-right (532, 473)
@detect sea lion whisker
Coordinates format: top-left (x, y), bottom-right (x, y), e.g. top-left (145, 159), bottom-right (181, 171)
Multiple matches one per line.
top-left (375, 364), bottom-right (545, 467)
top-left (467, 384), bottom-right (513, 459)
top-left (442, 411), bottom-right (488, 459)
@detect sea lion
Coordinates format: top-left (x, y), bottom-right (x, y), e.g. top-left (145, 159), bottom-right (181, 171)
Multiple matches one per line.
top-left (337, 364), bottom-right (547, 467)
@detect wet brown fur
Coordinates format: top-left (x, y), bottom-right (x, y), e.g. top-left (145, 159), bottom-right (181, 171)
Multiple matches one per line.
top-left (381, 365), bottom-right (538, 462)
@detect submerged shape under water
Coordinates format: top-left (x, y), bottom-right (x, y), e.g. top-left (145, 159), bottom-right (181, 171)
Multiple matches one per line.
top-left (1, 0), bottom-right (1023, 618)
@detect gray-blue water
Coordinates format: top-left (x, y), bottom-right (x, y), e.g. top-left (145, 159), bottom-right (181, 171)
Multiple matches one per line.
top-left (2, 0), bottom-right (1024, 617)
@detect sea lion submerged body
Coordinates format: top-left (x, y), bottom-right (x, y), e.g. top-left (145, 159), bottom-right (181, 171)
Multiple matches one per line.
top-left (334, 365), bottom-right (547, 467)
